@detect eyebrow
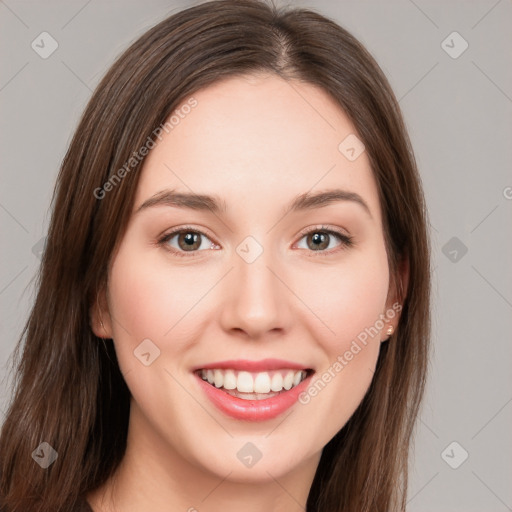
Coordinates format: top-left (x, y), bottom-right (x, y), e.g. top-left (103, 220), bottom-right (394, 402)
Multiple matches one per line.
top-left (136, 188), bottom-right (372, 219)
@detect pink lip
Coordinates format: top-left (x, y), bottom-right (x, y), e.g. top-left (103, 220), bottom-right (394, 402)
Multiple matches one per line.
top-left (192, 358), bottom-right (311, 372)
top-left (193, 370), bottom-right (314, 422)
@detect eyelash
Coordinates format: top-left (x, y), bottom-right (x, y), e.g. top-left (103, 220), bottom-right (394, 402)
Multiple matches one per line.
top-left (157, 224), bottom-right (354, 258)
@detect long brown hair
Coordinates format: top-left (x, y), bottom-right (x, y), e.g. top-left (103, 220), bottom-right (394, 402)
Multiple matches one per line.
top-left (0, 1), bottom-right (431, 510)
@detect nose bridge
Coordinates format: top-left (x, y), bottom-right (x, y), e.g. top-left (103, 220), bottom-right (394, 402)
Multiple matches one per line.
top-left (220, 234), bottom-right (289, 336)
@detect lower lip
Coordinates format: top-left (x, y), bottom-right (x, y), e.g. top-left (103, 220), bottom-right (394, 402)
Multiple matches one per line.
top-left (194, 372), bottom-right (313, 422)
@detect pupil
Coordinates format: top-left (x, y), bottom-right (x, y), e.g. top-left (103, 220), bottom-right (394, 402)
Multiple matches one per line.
top-left (311, 232), bottom-right (328, 250)
top-left (181, 232), bottom-right (199, 249)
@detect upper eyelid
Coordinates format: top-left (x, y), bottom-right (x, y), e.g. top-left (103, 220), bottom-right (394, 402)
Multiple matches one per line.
top-left (296, 224), bottom-right (350, 239)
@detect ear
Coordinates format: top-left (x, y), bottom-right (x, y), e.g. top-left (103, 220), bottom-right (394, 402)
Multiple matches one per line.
top-left (89, 285), bottom-right (113, 339)
top-left (382, 251), bottom-right (409, 339)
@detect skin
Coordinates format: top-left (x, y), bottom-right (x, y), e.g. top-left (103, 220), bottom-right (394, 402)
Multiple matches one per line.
top-left (88, 73), bottom-right (407, 512)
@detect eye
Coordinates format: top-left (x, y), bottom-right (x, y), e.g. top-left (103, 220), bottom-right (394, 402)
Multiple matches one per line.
top-left (158, 224), bottom-right (354, 258)
top-left (158, 226), bottom-right (218, 257)
top-left (295, 225), bottom-right (354, 255)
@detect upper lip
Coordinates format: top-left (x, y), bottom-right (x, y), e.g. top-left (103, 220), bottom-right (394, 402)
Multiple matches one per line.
top-left (192, 358), bottom-right (313, 372)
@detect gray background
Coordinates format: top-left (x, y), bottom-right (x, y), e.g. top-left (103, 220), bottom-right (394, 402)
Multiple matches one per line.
top-left (1, 0), bottom-right (511, 510)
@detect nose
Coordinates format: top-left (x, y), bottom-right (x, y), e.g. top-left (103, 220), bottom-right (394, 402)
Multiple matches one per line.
top-left (219, 245), bottom-right (293, 340)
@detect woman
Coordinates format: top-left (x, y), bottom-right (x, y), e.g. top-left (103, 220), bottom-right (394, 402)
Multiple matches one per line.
top-left (0, 0), bottom-right (431, 510)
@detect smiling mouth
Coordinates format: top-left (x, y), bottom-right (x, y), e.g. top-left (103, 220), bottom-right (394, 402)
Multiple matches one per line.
top-left (195, 368), bottom-right (315, 400)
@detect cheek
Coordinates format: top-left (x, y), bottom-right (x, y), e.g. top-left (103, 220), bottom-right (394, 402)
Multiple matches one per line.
top-left (293, 244), bottom-right (390, 349)
top-left (107, 242), bottom-right (208, 355)
top-left (293, 245), bottom-right (389, 424)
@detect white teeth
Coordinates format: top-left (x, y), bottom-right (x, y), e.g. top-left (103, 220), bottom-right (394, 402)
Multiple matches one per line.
top-left (283, 371), bottom-right (294, 390)
top-left (237, 371), bottom-right (254, 393)
top-left (270, 372), bottom-right (283, 392)
top-left (213, 369), bottom-right (224, 388)
top-left (223, 369), bottom-right (237, 390)
top-left (254, 372), bottom-right (271, 393)
top-left (199, 368), bottom-right (308, 396)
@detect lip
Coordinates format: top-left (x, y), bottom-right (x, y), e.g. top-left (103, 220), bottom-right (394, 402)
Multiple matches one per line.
top-left (193, 367), bottom-right (314, 422)
top-left (191, 358), bottom-right (311, 372)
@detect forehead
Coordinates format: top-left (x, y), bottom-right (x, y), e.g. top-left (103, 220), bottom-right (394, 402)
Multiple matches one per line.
top-left (134, 74), bottom-right (382, 226)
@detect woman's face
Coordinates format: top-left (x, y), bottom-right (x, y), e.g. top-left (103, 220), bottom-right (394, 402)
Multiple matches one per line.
top-left (95, 73), bottom-right (402, 483)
